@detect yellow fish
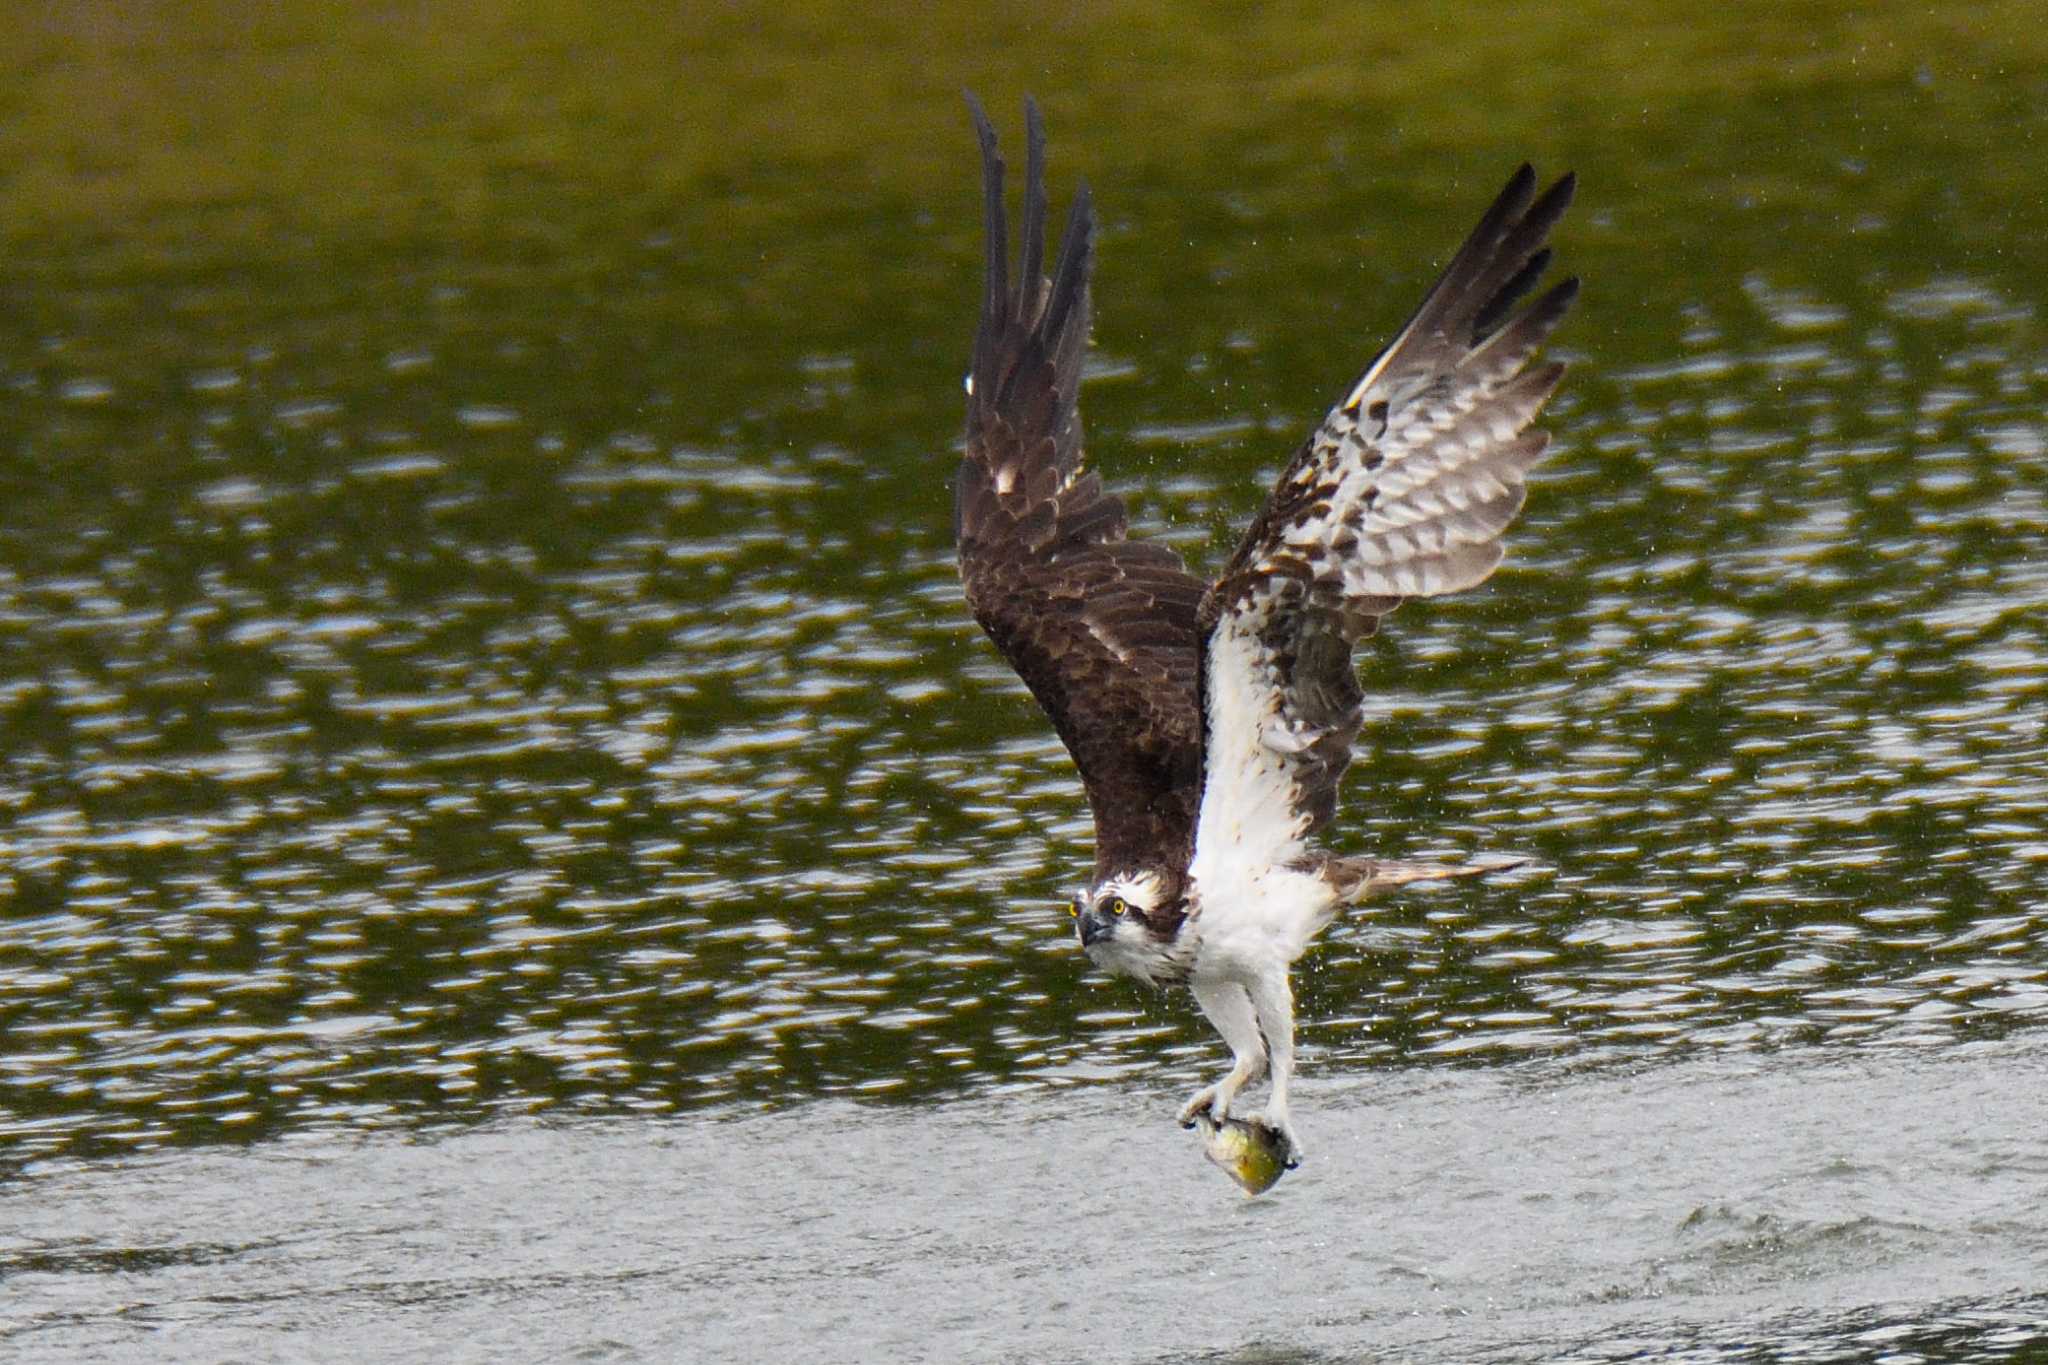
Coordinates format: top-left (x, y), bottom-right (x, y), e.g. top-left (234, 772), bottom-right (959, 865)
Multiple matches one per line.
top-left (1193, 1112), bottom-right (1297, 1196)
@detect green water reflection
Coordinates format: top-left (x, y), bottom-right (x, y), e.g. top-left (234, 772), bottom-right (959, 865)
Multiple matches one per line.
top-left (0, 3), bottom-right (2045, 1169)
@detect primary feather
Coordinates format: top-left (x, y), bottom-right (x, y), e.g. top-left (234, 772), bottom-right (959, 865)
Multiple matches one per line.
top-left (1194, 165), bottom-right (1577, 883)
top-left (955, 96), bottom-right (1210, 883)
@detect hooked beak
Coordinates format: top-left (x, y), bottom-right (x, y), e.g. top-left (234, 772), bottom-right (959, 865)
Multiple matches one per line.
top-left (1077, 906), bottom-right (1114, 948)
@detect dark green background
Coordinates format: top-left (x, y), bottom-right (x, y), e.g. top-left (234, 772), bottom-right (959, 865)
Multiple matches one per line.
top-left (1, 2), bottom-right (2044, 1170)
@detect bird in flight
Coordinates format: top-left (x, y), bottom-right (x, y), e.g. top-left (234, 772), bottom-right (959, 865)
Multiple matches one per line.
top-left (953, 97), bottom-right (1576, 1168)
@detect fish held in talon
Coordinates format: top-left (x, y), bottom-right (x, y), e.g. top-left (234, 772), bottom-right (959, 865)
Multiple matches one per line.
top-left (1193, 1111), bottom-right (1297, 1197)
top-left (952, 95), bottom-right (1577, 1185)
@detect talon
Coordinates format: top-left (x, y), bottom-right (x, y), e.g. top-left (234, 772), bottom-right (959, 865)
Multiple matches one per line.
top-left (1178, 1086), bottom-right (1226, 1129)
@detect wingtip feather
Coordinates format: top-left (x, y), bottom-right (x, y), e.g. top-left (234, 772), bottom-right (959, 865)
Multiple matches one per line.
top-left (1019, 99), bottom-right (1049, 308)
top-left (959, 96), bottom-right (1102, 546)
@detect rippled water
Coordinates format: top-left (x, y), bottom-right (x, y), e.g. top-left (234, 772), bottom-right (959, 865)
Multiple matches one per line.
top-left (8, 1043), bottom-right (2048, 1362)
top-left (6, 260), bottom-right (2042, 1170)
top-left (3, 7), bottom-right (2047, 1359)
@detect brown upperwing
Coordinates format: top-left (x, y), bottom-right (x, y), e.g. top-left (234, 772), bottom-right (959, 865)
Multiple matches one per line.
top-left (955, 98), bottom-right (1207, 879)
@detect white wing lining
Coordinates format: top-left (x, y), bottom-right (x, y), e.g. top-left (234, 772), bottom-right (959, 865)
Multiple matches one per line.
top-left (1189, 165), bottom-right (1576, 914)
top-left (1190, 603), bottom-right (1316, 882)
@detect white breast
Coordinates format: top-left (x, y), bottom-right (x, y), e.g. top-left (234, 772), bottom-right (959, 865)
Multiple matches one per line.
top-left (1189, 861), bottom-right (1338, 981)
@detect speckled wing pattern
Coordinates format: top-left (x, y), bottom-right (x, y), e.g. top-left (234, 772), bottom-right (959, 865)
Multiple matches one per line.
top-left (1192, 166), bottom-right (1578, 880)
top-left (954, 98), bottom-right (1209, 879)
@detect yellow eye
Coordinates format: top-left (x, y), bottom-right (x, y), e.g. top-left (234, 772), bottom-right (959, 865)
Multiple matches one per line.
top-left (1068, 898), bottom-right (1080, 918)
top-left (1109, 896), bottom-right (1129, 917)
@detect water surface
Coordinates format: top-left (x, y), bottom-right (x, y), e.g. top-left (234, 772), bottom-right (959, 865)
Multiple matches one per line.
top-left (1, 5), bottom-right (2045, 1360)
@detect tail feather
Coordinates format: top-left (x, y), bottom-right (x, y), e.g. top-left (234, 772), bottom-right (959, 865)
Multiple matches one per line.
top-left (1325, 855), bottom-right (1530, 903)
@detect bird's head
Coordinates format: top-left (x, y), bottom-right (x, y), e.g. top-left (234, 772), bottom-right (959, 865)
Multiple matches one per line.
top-left (1070, 869), bottom-right (1189, 985)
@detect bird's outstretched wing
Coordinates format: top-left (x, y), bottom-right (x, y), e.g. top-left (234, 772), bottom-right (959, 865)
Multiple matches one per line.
top-left (955, 97), bottom-right (1210, 878)
top-left (1191, 166), bottom-right (1578, 885)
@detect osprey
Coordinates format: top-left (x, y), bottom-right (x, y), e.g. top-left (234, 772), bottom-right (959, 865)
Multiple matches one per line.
top-left (953, 98), bottom-right (1577, 1166)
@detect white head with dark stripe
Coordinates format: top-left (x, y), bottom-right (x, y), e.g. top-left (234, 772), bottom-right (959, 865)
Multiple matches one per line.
top-left (1071, 868), bottom-right (1189, 985)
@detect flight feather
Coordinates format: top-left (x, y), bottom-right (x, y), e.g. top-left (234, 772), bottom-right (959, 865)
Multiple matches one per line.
top-left (1193, 166), bottom-right (1579, 880)
top-left (955, 97), bottom-right (1211, 878)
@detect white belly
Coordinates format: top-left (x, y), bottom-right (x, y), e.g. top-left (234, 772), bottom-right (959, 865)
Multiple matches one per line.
top-left (1188, 862), bottom-right (1338, 981)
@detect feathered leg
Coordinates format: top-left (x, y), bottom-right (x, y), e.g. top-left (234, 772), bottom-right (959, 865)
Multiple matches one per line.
top-left (1244, 968), bottom-right (1303, 1166)
top-left (1180, 978), bottom-right (1266, 1127)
